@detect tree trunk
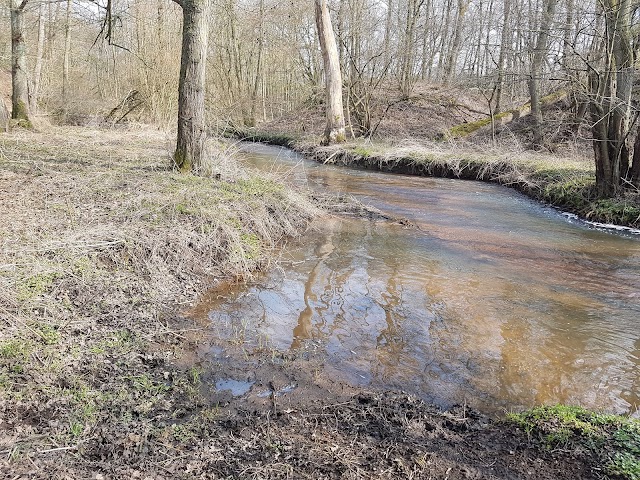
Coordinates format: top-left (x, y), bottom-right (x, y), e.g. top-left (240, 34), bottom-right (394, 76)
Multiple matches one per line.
top-left (315, 0), bottom-right (346, 144)
top-left (443, 0), bottom-right (468, 83)
top-left (562, 0), bottom-right (574, 69)
top-left (589, 0), bottom-right (634, 196)
top-left (62, 0), bottom-right (71, 101)
top-left (10, 0), bottom-right (31, 125)
top-left (173, 0), bottom-right (210, 173)
top-left (383, 0), bottom-right (393, 69)
top-left (248, 0), bottom-right (265, 127)
top-left (495, 0), bottom-right (511, 112)
top-left (528, 0), bottom-right (557, 149)
top-left (32, 3), bottom-right (46, 113)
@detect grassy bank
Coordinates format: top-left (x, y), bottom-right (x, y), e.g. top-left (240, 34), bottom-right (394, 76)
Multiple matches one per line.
top-left (0, 126), bottom-right (318, 477)
top-left (508, 405), bottom-right (640, 479)
top-left (1, 126), bottom-right (637, 479)
top-left (231, 129), bottom-right (640, 229)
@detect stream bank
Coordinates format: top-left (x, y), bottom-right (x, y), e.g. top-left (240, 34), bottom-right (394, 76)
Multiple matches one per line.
top-left (1, 127), bottom-right (637, 479)
top-left (228, 129), bottom-right (640, 230)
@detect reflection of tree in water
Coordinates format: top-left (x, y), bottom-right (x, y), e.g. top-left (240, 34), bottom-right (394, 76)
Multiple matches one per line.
top-left (290, 227), bottom-right (356, 349)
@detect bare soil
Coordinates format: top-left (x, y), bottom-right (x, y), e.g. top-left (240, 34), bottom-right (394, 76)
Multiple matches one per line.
top-left (0, 126), bottom-right (603, 479)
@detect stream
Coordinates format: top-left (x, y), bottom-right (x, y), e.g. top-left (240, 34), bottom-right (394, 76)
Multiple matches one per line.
top-left (199, 143), bottom-right (640, 415)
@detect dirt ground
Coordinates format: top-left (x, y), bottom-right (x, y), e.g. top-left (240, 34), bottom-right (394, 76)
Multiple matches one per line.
top-left (0, 126), bottom-right (612, 479)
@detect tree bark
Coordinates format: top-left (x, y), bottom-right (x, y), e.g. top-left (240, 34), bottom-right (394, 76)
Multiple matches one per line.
top-left (589, 0), bottom-right (634, 196)
top-left (0, 99), bottom-right (9, 133)
top-left (315, 0), bottom-right (346, 144)
top-left (32, 2), bottom-right (46, 112)
top-left (528, 0), bottom-right (557, 149)
top-left (10, 0), bottom-right (31, 124)
top-left (443, 0), bottom-right (469, 83)
top-left (62, 0), bottom-right (71, 101)
top-left (495, 0), bottom-right (511, 112)
top-left (173, 0), bottom-right (210, 173)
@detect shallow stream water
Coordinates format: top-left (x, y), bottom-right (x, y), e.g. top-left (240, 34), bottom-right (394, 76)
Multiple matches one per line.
top-left (200, 143), bottom-right (640, 415)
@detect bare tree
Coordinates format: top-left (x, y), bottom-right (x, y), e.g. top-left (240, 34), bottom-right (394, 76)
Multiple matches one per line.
top-left (589, 0), bottom-right (636, 195)
top-left (172, 0), bottom-right (210, 172)
top-left (315, 0), bottom-right (346, 144)
top-left (443, 0), bottom-right (469, 83)
top-left (10, 0), bottom-right (31, 125)
top-left (62, 0), bottom-right (71, 101)
top-left (528, 0), bottom-right (557, 148)
top-left (32, 2), bottom-right (45, 111)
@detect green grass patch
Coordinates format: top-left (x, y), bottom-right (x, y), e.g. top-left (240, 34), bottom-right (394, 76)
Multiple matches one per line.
top-left (587, 199), bottom-right (640, 226)
top-left (507, 405), bottom-right (640, 479)
top-left (17, 272), bottom-right (59, 301)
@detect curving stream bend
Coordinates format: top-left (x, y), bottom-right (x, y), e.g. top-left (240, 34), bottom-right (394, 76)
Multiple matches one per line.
top-left (198, 143), bottom-right (640, 416)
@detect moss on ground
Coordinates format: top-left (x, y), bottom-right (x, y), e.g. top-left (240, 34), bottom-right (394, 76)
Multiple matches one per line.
top-left (508, 405), bottom-right (640, 480)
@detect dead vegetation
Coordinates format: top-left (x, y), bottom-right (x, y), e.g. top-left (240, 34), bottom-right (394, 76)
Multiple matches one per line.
top-left (0, 125), bottom-right (320, 477)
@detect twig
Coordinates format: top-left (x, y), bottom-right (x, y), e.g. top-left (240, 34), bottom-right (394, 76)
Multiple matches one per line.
top-left (37, 445), bottom-right (78, 454)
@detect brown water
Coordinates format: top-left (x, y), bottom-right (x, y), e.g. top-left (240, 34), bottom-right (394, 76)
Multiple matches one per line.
top-left (201, 143), bottom-right (640, 415)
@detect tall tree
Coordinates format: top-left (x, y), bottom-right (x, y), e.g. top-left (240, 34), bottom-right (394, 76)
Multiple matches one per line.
top-left (528, 0), bottom-right (557, 148)
top-left (62, 0), bottom-right (71, 101)
top-left (10, 0), bottom-right (31, 125)
top-left (589, 0), bottom-right (636, 195)
top-left (315, 0), bottom-right (346, 144)
top-left (172, 0), bottom-right (210, 172)
top-left (32, 2), bottom-right (45, 112)
top-left (494, 0), bottom-right (512, 112)
top-left (443, 0), bottom-right (469, 83)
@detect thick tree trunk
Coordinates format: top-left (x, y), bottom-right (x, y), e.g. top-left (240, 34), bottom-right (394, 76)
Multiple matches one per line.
top-left (589, 0), bottom-right (633, 196)
top-left (10, 0), bottom-right (31, 124)
top-left (315, 0), bottom-right (346, 145)
top-left (631, 132), bottom-right (640, 186)
top-left (174, 0), bottom-right (209, 173)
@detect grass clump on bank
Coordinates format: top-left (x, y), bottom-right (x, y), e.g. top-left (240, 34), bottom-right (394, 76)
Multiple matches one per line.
top-left (0, 126), bottom-right (319, 477)
top-left (508, 405), bottom-right (640, 479)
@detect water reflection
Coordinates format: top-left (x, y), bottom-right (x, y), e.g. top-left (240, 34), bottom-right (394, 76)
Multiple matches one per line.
top-left (198, 143), bottom-right (640, 415)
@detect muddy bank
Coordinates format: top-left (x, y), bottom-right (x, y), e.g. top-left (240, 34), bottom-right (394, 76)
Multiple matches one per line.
top-left (229, 129), bottom-right (640, 230)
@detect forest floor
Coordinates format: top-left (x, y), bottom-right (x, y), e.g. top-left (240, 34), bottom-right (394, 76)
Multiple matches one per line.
top-left (234, 84), bottom-right (640, 229)
top-left (0, 126), bottom-right (638, 479)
